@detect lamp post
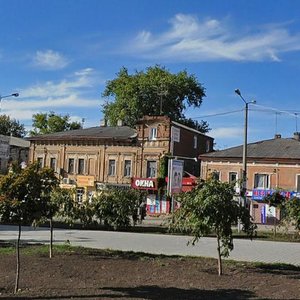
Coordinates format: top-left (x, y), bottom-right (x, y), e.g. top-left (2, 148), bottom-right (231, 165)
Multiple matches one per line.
top-left (234, 89), bottom-right (256, 207)
top-left (0, 92), bottom-right (19, 101)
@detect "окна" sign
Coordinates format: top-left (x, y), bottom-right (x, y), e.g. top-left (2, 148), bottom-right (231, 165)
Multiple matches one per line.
top-left (131, 178), bottom-right (157, 190)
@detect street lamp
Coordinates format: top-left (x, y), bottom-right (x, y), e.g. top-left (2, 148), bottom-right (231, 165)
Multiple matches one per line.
top-left (0, 92), bottom-right (19, 101)
top-left (234, 89), bottom-right (256, 207)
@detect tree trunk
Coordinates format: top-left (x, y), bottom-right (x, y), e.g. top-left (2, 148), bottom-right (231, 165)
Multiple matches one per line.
top-left (217, 235), bottom-right (223, 276)
top-left (14, 224), bottom-right (21, 294)
top-left (50, 218), bottom-right (53, 258)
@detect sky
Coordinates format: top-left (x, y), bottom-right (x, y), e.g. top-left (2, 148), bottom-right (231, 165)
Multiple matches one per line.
top-left (1, 0), bottom-right (300, 149)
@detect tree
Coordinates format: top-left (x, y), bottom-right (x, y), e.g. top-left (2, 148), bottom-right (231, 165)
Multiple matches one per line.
top-left (0, 163), bottom-right (58, 293)
top-left (30, 111), bottom-right (82, 136)
top-left (284, 197), bottom-right (300, 232)
top-left (262, 191), bottom-right (287, 236)
top-left (102, 65), bottom-right (209, 133)
top-left (0, 114), bottom-right (26, 137)
top-left (170, 179), bottom-right (256, 275)
top-left (45, 188), bottom-right (76, 257)
top-left (93, 188), bottom-right (144, 229)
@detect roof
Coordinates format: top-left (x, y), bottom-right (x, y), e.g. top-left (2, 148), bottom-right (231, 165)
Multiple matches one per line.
top-left (0, 134), bottom-right (30, 148)
top-left (200, 137), bottom-right (300, 160)
top-left (27, 126), bottom-right (137, 141)
top-left (172, 120), bottom-right (213, 139)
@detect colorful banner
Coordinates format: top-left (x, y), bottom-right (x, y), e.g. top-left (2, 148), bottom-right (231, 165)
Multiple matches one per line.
top-left (168, 159), bottom-right (184, 195)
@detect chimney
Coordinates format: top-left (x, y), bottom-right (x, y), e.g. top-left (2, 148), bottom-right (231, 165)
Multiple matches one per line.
top-left (294, 132), bottom-right (300, 140)
top-left (274, 134), bottom-right (281, 139)
top-left (100, 119), bottom-right (107, 127)
top-left (117, 119), bottom-right (123, 126)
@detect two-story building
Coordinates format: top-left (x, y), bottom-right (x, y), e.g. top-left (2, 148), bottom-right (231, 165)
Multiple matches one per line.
top-left (199, 133), bottom-right (300, 224)
top-left (28, 115), bottom-right (214, 212)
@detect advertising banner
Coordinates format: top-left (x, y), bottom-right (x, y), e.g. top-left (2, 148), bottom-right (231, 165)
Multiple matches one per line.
top-left (168, 159), bottom-right (184, 195)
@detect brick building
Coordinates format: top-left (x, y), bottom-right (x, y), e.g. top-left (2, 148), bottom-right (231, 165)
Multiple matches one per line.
top-left (28, 115), bottom-right (213, 211)
top-left (199, 133), bottom-right (300, 224)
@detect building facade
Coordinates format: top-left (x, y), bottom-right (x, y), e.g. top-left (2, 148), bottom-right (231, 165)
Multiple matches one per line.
top-left (199, 133), bottom-right (300, 224)
top-left (28, 115), bottom-right (214, 210)
top-left (0, 135), bottom-right (29, 173)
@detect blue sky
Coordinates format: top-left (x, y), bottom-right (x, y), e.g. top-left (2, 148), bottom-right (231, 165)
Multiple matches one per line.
top-left (1, 0), bottom-right (300, 149)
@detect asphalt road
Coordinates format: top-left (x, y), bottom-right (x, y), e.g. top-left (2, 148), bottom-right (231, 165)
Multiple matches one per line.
top-left (1, 225), bottom-right (300, 266)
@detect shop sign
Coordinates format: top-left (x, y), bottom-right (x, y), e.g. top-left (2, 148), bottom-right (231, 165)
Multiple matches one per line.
top-left (131, 178), bottom-right (157, 190)
top-left (252, 189), bottom-right (293, 201)
top-left (77, 175), bottom-right (95, 187)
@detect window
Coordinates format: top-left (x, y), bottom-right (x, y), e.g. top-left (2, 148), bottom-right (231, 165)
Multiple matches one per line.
top-left (229, 172), bottom-right (238, 184)
top-left (206, 140), bottom-right (211, 152)
top-left (68, 158), bottom-right (74, 174)
top-left (193, 136), bottom-right (197, 149)
top-left (211, 171), bottom-right (220, 180)
top-left (147, 161), bottom-right (157, 178)
top-left (296, 175), bottom-right (300, 192)
top-left (108, 159), bottom-right (116, 176)
top-left (37, 157), bottom-right (43, 168)
top-left (254, 174), bottom-right (270, 189)
top-left (78, 158), bottom-right (85, 174)
top-left (50, 158), bottom-right (56, 170)
top-left (149, 127), bottom-right (157, 140)
top-left (124, 160), bottom-right (131, 177)
top-left (76, 188), bottom-right (84, 204)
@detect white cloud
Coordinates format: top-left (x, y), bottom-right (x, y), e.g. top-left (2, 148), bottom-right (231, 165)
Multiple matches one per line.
top-left (33, 49), bottom-right (69, 69)
top-left (0, 68), bottom-right (104, 123)
top-left (210, 127), bottom-right (243, 139)
top-left (22, 68), bottom-right (96, 98)
top-left (127, 14), bottom-right (300, 62)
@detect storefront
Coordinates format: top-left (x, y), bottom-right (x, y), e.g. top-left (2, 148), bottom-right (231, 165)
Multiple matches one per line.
top-left (250, 189), bottom-right (298, 224)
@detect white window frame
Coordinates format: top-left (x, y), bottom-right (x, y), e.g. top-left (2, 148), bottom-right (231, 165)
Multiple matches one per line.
top-left (206, 140), bottom-right (211, 152)
top-left (146, 160), bottom-right (157, 178)
top-left (68, 158), bottom-right (75, 174)
top-left (37, 157), bottom-right (43, 168)
top-left (254, 173), bottom-right (270, 189)
top-left (124, 160), bottom-right (132, 177)
top-left (78, 158), bottom-right (85, 175)
top-left (108, 159), bottom-right (116, 176)
top-left (50, 157), bottom-right (56, 170)
top-left (296, 174), bottom-right (300, 192)
top-left (229, 172), bottom-right (238, 185)
top-left (193, 136), bottom-right (197, 149)
top-left (76, 188), bottom-right (84, 204)
top-left (149, 127), bottom-right (157, 141)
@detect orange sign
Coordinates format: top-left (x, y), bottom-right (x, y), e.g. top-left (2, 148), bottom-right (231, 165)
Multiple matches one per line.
top-left (77, 175), bottom-right (95, 187)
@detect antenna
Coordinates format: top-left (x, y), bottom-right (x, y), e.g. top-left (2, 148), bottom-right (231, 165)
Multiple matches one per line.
top-left (295, 113), bottom-right (298, 132)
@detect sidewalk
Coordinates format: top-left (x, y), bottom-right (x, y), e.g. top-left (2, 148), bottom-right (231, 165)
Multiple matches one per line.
top-left (141, 214), bottom-right (298, 233)
top-left (1, 224), bottom-right (300, 266)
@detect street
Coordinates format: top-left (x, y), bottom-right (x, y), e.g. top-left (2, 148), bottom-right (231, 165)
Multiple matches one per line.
top-left (1, 224), bottom-right (300, 266)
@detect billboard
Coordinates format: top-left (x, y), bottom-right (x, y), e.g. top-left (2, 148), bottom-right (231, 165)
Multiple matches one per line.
top-left (168, 159), bottom-right (184, 195)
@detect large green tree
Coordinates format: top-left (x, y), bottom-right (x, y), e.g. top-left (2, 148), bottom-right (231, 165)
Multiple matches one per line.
top-left (170, 179), bottom-right (256, 275)
top-left (0, 115), bottom-right (26, 137)
top-left (0, 163), bottom-right (58, 293)
top-left (30, 111), bottom-right (82, 136)
top-left (102, 66), bottom-right (210, 133)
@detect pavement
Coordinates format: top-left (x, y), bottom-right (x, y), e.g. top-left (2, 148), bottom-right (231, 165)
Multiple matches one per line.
top-left (1, 224), bottom-right (300, 266)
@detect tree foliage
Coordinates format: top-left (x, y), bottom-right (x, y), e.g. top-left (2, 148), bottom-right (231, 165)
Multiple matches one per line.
top-left (102, 66), bottom-right (209, 133)
top-left (0, 114), bottom-right (26, 137)
top-left (30, 111), bottom-right (82, 136)
top-left (0, 163), bottom-right (58, 293)
top-left (92, 188), bottom-right (144, 229)
top-left (285, 197), bottom-right (300, 232)
top-left (170, 179), bottom-right (256, 275)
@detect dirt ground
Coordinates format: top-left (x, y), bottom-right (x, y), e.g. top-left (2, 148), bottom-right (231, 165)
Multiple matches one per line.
top-left (0, 245), bottom-right (299, 300)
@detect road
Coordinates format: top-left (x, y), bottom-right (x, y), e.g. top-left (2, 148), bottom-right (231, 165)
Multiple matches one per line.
top-left (1, 225), bottom-right (300, 266)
